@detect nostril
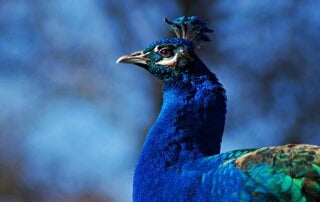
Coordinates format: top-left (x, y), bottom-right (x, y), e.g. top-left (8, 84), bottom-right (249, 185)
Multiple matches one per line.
top-left (131, 51), bottom-right (143, 56)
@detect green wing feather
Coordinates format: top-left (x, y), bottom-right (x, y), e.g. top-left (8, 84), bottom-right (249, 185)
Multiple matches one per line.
top-left (235, 144), bottom-right (320, 201)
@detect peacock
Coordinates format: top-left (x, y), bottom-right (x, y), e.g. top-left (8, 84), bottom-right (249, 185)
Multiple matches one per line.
top-left (116, 16), bottom-right (320, 202)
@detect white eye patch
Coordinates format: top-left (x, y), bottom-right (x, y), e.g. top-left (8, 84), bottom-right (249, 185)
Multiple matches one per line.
top-left (155, 53), bottom-right (178, 66)
top-left (154, 46), bottom-right (183, 68)
top-left (154, 45), bottom-right (161, 52)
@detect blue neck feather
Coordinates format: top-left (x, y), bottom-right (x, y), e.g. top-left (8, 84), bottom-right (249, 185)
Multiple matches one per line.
top-left (133, 59), bottom-right (226, 200)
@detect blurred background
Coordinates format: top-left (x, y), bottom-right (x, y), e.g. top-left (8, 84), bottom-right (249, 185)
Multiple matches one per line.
top-left (1, 0), bottom-right (320, 201)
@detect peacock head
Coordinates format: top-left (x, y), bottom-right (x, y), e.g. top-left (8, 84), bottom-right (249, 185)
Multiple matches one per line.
top-left (116, 16), bottom-right (212, 81)
top-left (117, 38), bottom-right (195, 80)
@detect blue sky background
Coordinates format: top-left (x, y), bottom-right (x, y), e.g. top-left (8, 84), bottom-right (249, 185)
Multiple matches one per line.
top-left (1, 1), bottom-right (320, 201)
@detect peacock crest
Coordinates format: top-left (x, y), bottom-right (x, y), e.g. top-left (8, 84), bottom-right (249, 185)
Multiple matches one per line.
top-left (164, 16), bottom-right (213, 46)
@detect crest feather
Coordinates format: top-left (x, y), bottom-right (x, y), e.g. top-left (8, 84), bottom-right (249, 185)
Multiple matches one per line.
top-left (164, 16), bottom-right (213, 47)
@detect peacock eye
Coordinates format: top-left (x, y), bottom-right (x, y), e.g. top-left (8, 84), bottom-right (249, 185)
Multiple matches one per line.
top-left (158, 47), bottom-right (173, 58)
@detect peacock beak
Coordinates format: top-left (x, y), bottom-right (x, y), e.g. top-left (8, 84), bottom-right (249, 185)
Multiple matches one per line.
top-left (116, 51), bottom-right (150, 68)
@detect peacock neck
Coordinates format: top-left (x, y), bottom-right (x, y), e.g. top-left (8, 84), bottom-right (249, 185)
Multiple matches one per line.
top-left (138, 65), bottom-right (226, 166)
top-left (133, 64), bottom-right (226, 200)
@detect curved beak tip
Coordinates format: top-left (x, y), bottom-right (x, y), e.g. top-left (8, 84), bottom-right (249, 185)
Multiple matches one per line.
top-left (116, 56), bottom-right (127, 64)
top-left (116, 50), bottom-right (149, 66)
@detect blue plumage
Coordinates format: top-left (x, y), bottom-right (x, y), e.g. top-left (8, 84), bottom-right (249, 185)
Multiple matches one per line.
top-left (117, 16), bottom-right (320, 201)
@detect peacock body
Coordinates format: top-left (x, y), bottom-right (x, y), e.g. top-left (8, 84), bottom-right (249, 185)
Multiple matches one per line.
top-left (117, 16), bottom-right (320, 202)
